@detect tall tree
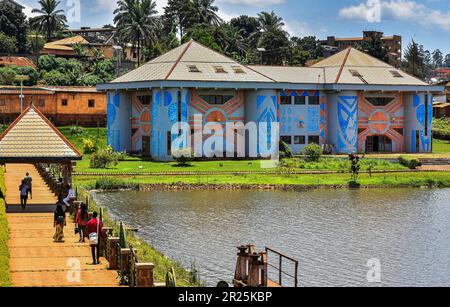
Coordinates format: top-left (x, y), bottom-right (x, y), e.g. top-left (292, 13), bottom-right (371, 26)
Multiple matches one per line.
top-left (230, 15), bottom-right (260, 48)
top-left (114, 0), bottom-right (159, 66)
top-left (357, 35), bottom-right (389, 63)
top-left (163, 0), bottom-right (194, 38)
top-left (402, 40), bottom-right (425, 79)
top-left (0, 2), bottom-right (29, 53)
top-left (257, 11), bottom-right (286, 33)
top-left (432, 49), bottom-right (444, 68)
top-left (191, 0), bottom-right (222, 26)
top-left (444, 54), bottom-right (450, 68)
top-left (257, 11), bottom-right (289, 65)
top-left (30, 0), bottom-right (67, 42)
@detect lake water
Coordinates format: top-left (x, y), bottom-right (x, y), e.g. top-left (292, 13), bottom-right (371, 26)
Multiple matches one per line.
top-left (92, 188), bottom-right (450, 287)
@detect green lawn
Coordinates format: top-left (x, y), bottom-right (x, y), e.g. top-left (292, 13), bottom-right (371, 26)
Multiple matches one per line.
top-left (433, 139), bottom-right (450, 154)
top-left (74, 171), bottom-right (450, 190)
top-left (0, 167), bottom-right (10, 287)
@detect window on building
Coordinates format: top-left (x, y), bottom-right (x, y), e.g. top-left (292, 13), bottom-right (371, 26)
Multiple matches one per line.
top-left (390, 70), bottom-right (403, 78)
top-left (309, 96), bottom-right (320, 105)
top-left (281, 136), bottom-right (292, 144)
top-left (280, 96), bottom-right (292, 105)
top-left (199, 95), bottom-right (233, 105)
top-left (294, 135), bottom-right (306, 145)
top-left (137, 95), bottom-right (152, 105)
top-left (167, 131), bottom-right (172, 156)
top-left (0, 99), bottom-right (5, 107)
top-left (366, 97), bottom-right (394, 107)
top-left (88, 99), bottom-right (95, 108)
top-left (232, 66), bottom-right (246, 74)
top-left (294, 96), bottom-right (306, 105)
top-left (308, 135), bottom-right (320, 144)
top-left (187, 65), bottom-right (201, 73)
top-left (213, 66), bottom-right (227, 73)
top-left (38, 99), bottom-right (45, 107)
top-left (61, 99), bottom-right (68, 106)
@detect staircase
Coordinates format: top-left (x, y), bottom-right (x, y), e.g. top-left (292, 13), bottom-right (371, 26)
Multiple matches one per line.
top-left (5, 164), bottom-right (58, 213)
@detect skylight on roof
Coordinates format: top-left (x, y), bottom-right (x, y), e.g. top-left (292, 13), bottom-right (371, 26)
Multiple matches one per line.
top-left (348, 69), bottom-right (368, 84)
top-left (232, 66), bottom-right (246, 74)
top-left (390, 70), bottom-right (403, 78)
top-left (214, 66), bottom-right (228, 73)
top-left (188, 65), bottom-right (201, 73)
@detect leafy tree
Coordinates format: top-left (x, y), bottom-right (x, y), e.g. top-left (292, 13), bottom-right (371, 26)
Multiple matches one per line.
top-left (184, 25), bottom-right (222, 52)
top-left (90, 60), bottom-right (115, 82)
top-left (42, 69), bottom-right (70, 85)
top-left (13, 66), bottom-right (39, 86)
top-left (258, 29), bottom-right (290, 65)
top-left (114, 0), bottom-right (159, 66)
top-left (292, 36), bottom-right (324, 60)
top-left (163, 0), bottom-right (194, 38)
top-left (402, 40), bottom-right (425, 79)
top-left (190, 0), bottom-right (222, 27)
top-left (230, 15), bottom-right (260, 48)
top-left (432, 49), bottom-right (444, 68)
top-left (0, 2), bottom-right (28, 53)
top-left (357, 35), bottom-right (389, 63)
top-left (445, 54), bottom-right (450, 68)
top-left (0, 32), bottom-right (17, 54)
top-left (257, 11), bottom-right (286, 33)
top-left (79, 74), bottom-right (103, 86)
top-left (0, 67), bottom-right (16, 85)
top-left (30, 0), bottom-right (67, 42)
top-left (37, 54), bottom-right (59, 72)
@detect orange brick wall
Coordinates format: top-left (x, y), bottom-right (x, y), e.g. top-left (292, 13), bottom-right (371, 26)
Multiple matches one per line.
top-left (0, 91), bottom-right (106, 127)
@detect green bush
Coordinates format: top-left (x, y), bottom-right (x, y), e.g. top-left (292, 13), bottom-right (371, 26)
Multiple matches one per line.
top-left (94, 177), bottom-right (137, 190)
top-left (302, 144), bottom-right (322, 162)
top-left (399, 156), bottom-right (421, 169)
top-left (117, 151), bottom-right (128, 161)
top-left (83, 138), bottom-right (97, 154)
top-left (173, 148), bottom-right (194, 167)
top-left (90, 146), bottom-right (119, 169)
top-left (279, 141), bottom-right (293, 159)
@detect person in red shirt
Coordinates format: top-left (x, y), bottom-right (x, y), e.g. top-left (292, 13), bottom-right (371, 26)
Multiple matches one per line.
top-left (86, 211), bottom-right (103, 265)
top-left (75, 203), bottom-right (89, 243)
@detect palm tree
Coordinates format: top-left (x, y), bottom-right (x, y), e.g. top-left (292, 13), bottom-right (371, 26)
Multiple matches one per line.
top-left (257, 11), bottom-right (285, 33)
top-left (30, 0), bottom-right (67, 42)
top-left (191, 0), bottom-right (222, 26)
top-left (114, 0), bottom-right (159, 66)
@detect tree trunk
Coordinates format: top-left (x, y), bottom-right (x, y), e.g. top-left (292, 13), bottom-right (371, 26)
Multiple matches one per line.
top-left (137, 39), bottom-right (141, 66)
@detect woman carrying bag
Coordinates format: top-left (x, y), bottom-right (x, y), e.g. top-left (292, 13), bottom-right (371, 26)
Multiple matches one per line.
top-left (86, 211), bottom-right (103, 265)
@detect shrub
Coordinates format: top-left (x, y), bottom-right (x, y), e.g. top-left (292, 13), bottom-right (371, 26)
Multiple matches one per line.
top-left (399, 156), bottom-right (421, 169)
top-left (279, 141), bottom-right (293, 159)
top-left (302, 144), bottom-right (322, 162)
top-left (94, 177), bottom-right (136, 190)
top-left (172, 148), bottom-right (194, 167)
top-left (90, 146), bottom-right (119, 169)
top-left (83, 138), bottom-right (97, 154)
top-left (70, 126), bottom-right (84, 136)
top-left (117, 151), bottom-right (128, 161)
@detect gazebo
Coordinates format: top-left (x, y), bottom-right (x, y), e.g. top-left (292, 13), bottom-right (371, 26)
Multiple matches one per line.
top-left (0, 105), bottom-right (82, 210)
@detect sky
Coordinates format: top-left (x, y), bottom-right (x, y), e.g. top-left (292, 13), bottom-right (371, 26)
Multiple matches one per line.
top-left (17, 0), bottom-right (450, 55)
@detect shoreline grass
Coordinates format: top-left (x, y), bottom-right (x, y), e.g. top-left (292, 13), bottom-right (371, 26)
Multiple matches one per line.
top-left (75, 188), bottom-right (201, 287)
top-left (0, 167), bottom-right (11, 287)
top-left (74, 171), bottom-right (450, 190)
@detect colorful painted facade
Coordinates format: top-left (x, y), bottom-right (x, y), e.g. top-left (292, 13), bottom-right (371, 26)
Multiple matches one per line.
top-left (98, 41), bottom-right (443, 161)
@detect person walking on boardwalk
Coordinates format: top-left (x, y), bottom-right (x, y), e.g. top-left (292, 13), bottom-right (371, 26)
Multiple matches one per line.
top-left (53, 204), bottom-right (66, 243)
top-left (87, 211), bottom-right (103, 265)
top-left (19, 180), bottom-right (28, 210)
top-left (24, 172), bottom-right (32, 199)
top-left (75, 203), bottom-right (89, 243)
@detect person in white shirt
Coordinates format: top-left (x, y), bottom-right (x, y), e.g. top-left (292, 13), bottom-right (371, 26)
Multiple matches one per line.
top-left (63, 184), bottom-right (75, 211)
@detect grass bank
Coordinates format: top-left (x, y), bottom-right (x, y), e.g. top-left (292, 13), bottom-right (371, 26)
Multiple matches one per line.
top-left (75, 188), bottom-right (201, 287)
top-left (74, 171), bottom-right (450, 190)
top-left (0, 167), bottom-right (10, 287)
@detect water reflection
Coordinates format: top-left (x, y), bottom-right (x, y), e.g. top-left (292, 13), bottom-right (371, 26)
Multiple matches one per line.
top-left (93, 188), bottom-right (450, 287)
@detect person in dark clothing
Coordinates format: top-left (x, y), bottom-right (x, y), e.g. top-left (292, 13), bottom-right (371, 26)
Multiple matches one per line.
top-left (86, 211), bottom-right (103, 265)
top-left (24, 172), bottom-right (32, 199)
top-left (53, 204), bottom-right (66, 242)
top-left (75, 203), bottom-right (89, 242)
top-left (19, 180), bottom-right (28, 210)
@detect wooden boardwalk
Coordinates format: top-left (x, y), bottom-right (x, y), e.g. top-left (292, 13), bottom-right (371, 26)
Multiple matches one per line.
top-left (5, 164), bottom-right (119, 287)
top-left (5, 164), bottom-right (58, 208)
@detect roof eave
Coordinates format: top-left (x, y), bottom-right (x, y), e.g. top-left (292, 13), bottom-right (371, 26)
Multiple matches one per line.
top-left (325, 84), bottom-right (445, 93)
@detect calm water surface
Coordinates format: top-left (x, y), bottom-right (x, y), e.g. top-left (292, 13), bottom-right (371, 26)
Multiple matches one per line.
top-left (92, 189), bottom-right (450, 287)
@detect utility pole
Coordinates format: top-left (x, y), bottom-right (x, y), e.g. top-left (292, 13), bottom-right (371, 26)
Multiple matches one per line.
top-left (15, 75), bottom-right (29, 113)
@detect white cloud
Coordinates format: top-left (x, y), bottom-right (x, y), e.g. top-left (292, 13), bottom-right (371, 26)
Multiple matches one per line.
top-left (339, 0), bottom-right (450, 31)
top-left (218, 0), bottom-right (284, 8)
top-left (93, 0), bottom-right (168, 14)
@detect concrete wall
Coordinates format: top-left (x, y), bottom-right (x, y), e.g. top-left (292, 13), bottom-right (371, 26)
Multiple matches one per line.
top-left (328, 91), bottom-right (359, 154)
top-left (405, 93), bottom-right (433, 153)
top-left (279, 90), bottom-right (323, 154)
top-left (107, 91), bottom-right (131, 152)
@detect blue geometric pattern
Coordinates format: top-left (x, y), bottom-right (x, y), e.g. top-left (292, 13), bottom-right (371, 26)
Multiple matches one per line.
top-left (308, 108), bottom-right (320, 133)
top-left (107, 93), bottom-right (120, 150)
top-left (337, 96), bottom-right (358, 153)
